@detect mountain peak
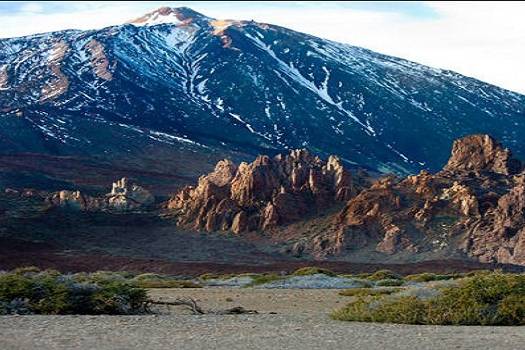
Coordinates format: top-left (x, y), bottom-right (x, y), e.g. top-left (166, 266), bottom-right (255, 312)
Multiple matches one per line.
top-left (127, 7), bottom-right (208, 26)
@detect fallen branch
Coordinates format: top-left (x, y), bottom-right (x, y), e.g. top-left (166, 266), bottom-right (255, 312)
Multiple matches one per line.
top-left (149, 297), bottom-right (205, 314)
top-left (148, 297), bottom-right (258, 315)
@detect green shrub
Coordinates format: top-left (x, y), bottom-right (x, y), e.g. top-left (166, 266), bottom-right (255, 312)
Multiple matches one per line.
top-left (353, 280), bottom-right (374, 288)
top-left (339, 288), bottom-right (403, 297)
top-left (404, 273), bottom-right (464, 282)
top-left (132, 279), bottom-right (201, 289)
top-left (335, 276), bottom-right (374, 288)
top-left (132, 273), bottom-right (162, 280)
top-left (0, 268), bottom-right (149, 315)
top-left (198, 273), bottom-right (237, 280)
top-left (118, 272), bottom-right (203, 288)
top-left (367, 270), bottom-right (402, 281)
top-left (332, 272), bottom-right (525, 325)
top-left (464, 269), bottom-right (494, 277)
top-left (332, 295), bottom-right (427, 324)
top-left (376, 279), bottom-right (404, 287)
top-left (12, 266), bottom-right (42, 275)
top-left (89, 281), bottom-right (148, 315)
top-left (246, 273), bottom-right (283, 286)
top-left (497, 295), bottom-right (525, 325)
top-left (88, 271), bottom-right (130, 284)
top-left (292, 267), bottom-right (336, 277)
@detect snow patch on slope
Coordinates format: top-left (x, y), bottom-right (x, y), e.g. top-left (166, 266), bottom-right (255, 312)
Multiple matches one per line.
top-left (245, 33), bottom-right (376, 136)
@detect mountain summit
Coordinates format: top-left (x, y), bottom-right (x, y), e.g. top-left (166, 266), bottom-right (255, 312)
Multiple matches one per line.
top-left (0, 7), bottom-right (524, 191)
top-left (127, 6), bottom-right (209, 26)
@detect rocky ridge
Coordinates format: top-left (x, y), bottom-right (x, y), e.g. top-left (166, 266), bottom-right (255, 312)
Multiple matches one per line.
top-left (171, 134), bottom-right (525, 266)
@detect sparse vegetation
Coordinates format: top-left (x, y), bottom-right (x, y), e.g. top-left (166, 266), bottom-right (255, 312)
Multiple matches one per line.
top-left (365, 270), bottom-right (402, 281)
top-left (464, 269), bottom-right (494, 277)
top-left (245, 273), bottom-right (283, 287)
top-left (0, 268), bottom-right (148, 315)
top-left (198, 273), bottom-right (236, 280)
top-left (339, 288), bottom-right (403, 297)
top-left (404, 272), bottom-right (465, 282)
top-left (131, 273), bottom-right (201, 288)
top-left (375, 279), bottom-right (405, 287)
top-left (132, 279), bottom-right (201, 289)
top-left (292, 267), bottom-right (336, 277)
top-left (332, 272), bottom-right (525, 325)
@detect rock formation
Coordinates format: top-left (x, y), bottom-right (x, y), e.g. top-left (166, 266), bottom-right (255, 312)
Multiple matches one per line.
top-left (8, 134), bottom-right (525, 267)
top-left (307, 134), bottom-right (525, 264)
top-left (168, 149), bottom-right (360, 233)
top-left (49, 177), bottom-right (154, 211)
top-left (443, 134), bottom-right (521, 175)
top-left (107, 177), bottom-right (154, 210)
top-left (169, 134), bottom-right (525, 266)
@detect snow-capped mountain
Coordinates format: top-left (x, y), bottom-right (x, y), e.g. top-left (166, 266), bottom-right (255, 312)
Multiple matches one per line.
top-left (1, 6), bottom-right (524, 178)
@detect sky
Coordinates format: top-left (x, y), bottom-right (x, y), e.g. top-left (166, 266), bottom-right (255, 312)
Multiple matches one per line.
top-left (1, 1), bottom-right (524, 94)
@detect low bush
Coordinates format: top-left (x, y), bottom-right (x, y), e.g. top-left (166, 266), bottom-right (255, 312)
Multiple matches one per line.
top-left (366, 270), bottom-right (402, 281)
top-left (339, 288), bottom-right (403, 297)
top-left (292, 267), bottom-right (336, 277)
top-left (246, 273), bottom-right (283, 286)
top-left (12, 266), bottom-right (43, 275)
top-left (375, 279), bottom-right (404, 287)
top-left (464, 269), bottom-right (495, 277)
top-left (198, 273), bottom-right (237, 280)
top-left (0, 267), bottom-right (148, 315)
top-left (332, 272), bottom-right (525, 325)
top-left (131, 277), bottom-right (201, 289)
top-left (404, 272), bottom-right (464, 282)
top-left (352, 279), bottom-right (374, 288)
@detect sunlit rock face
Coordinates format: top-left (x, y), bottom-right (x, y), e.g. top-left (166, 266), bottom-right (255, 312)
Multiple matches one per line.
top-left (169, 149), bottom-right (359, 233)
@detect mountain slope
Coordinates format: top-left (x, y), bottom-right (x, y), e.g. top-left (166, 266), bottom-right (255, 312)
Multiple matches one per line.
top-left (0, 6), bottom-right (524, 183)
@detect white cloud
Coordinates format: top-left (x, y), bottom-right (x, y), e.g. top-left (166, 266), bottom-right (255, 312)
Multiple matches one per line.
top-left (0, 1), bottom-right (524, 94)
top-left (19, 2), bottom-right (44, 13)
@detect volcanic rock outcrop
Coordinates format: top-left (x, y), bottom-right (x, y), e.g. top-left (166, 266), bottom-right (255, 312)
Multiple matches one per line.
top-left (443, 134), bottom-right (521, 175)
top-left (170, 134), bottom-right (525, 266)
top-left (49, 177), bottom-right (154, 211)
top-left (302, 134), bottom-right (525, 265)
top-left (168, 149), bottom-right (360, 233)
top-left (107, 177), bottom-right (155, 210)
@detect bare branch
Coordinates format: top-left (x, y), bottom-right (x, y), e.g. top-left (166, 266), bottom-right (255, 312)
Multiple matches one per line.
top-left (148, 297), bottom-right (258, 315)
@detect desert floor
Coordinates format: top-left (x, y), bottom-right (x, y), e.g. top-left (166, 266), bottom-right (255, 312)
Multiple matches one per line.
top-left (1, 288), bottom-right (524, 350)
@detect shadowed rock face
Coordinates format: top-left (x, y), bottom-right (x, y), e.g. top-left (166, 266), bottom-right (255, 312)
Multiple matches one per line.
top-left (168, 149), bottom-right (360, 233)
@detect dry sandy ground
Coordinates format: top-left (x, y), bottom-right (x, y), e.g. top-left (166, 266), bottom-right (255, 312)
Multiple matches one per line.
top-left (1, 288), bottom-right (524, 350)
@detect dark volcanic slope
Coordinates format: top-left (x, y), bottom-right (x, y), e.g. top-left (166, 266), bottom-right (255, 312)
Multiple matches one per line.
top-left (0, 6), bottom-right (524, 183)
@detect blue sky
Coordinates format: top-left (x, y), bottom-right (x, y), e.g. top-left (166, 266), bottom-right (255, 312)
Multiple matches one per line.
top-left (0, 1), bottom-right (524, 94)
